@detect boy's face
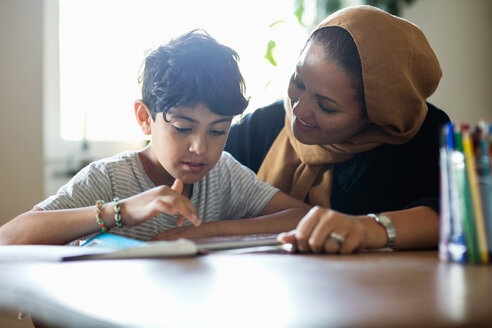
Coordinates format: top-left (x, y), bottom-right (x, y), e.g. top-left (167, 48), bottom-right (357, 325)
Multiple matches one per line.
top-left (149, 103), bottom-right (232, 185)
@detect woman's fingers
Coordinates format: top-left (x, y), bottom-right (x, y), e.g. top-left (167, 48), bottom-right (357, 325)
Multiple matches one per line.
top-left (278, 230), bottom-right (297, 244)
top-left (308, 209), bottom-right (339, 253)
top-left (292, 207), bottom-right (367, 254)
top-left (323, 237), bottom-right (341, 253)
top-left (339, 222), bottom-right (365, 254)
top-left (295, 206), bottom-right (324, 252)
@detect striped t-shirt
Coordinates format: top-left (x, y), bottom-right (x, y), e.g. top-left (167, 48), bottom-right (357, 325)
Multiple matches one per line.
top-left (37, 151), bottom-right (278, 241)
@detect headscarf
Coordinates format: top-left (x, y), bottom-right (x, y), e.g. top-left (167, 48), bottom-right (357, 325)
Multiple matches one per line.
top-left (257, 5), bottom-right (442, 206)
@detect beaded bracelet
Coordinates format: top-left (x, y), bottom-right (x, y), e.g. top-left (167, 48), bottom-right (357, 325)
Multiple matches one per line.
top-left (95, 200), bottom-right (110, 233)
top-left (113, 197), bottom-right (123, 228)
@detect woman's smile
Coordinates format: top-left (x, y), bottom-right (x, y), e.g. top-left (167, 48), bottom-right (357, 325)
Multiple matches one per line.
top-left (294, 116), bottom-right (318, 132)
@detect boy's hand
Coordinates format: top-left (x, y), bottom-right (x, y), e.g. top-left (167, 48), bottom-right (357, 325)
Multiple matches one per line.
top-left (170, 178), bottom-right (190, 227)
top-left (119, 179), bottom-right (201, 227)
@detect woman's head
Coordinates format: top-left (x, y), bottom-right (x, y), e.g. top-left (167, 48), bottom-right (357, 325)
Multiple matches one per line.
top-left (288, 27), bottom-right (368, 145)
top-left (287, 5), bottom-right (442, 147)
top-left (309, 26), bottom-right (364, 99)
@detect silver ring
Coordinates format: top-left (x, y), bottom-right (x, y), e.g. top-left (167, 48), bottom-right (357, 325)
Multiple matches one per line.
top-left (328, 232), bottom-right (345, 245)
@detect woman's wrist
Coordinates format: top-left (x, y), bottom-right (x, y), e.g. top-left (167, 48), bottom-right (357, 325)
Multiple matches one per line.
top-left (357, 215), bottom-right (388, 249)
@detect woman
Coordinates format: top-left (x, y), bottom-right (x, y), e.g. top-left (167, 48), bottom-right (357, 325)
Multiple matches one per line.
top-left (225, 5), bottom-right (450, 253)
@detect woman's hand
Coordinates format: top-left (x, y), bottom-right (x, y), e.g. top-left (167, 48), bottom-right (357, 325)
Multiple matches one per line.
top-left (119, 179), bottom-right (201, 228)
top-left (279, 206), bottom-right (385, 254)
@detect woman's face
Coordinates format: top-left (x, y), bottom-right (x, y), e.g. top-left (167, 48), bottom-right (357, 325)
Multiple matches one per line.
top-left (287, 40), bottom-right (369, 145)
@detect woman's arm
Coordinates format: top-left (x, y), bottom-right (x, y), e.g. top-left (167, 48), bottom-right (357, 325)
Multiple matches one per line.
top-left (280, 205), bottom-right (439, 253)
top-left (383, 206), bottom-right (439, 250)
top-left (151, 191), bottom-right (311, 241)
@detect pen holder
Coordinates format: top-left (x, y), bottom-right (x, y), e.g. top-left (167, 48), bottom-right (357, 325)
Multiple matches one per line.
top-left (439, 121), bottom-right (492, 264)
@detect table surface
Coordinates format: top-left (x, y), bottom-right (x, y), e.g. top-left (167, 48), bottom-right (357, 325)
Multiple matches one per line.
top-left (0, 249), bottom-right (491, 328)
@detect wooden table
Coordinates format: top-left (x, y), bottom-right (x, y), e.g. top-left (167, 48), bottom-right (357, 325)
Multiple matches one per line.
top-left (0, 250), bottom-right (491, 327)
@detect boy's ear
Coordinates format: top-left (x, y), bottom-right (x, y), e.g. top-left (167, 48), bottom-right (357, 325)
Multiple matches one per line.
top-left (134, 100), bottom-right (152, 135)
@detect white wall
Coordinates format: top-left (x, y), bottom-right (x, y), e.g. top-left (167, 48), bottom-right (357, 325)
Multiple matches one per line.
top-left (0, 2), bottom-right (43, 326)
top-left (402, 0), bottom-right (492, 123)
top-left (0, 0), bottom-right (43, 226)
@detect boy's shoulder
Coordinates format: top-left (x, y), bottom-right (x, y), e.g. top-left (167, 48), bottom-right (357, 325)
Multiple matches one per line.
top-left (97, 150), bottom-right (139, 163)
top-left (90, 151), bottom-right (140, 168)
top-left (207, 151), bottom-right (238, 176)
top-left (218, 150), bottom-right (234, 161)
top-left (213, 151), bottom-right (256, 179)
top-left (79, 151), bottom-right (141, 178)
top-left (216, 151), bottom-right (242, 169)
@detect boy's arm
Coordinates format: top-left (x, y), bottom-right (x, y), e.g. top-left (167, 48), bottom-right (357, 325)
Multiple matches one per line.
top-left (0, 182), bottom-right (200, 245)
top-left (0, 206), bottom-right (111, 245)
top-left (151, 191), bottom-right (311, 241)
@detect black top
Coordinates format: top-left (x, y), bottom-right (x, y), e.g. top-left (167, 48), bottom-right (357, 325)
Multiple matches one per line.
top-left (225, 100), bottom-right (450, 215)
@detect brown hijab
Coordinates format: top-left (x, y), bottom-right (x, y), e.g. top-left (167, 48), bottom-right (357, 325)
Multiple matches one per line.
top-left (257, 5), bottom-right (442, 206)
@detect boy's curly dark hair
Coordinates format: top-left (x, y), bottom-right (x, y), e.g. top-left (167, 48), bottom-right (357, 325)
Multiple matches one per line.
top-left (139, 29), bottom-right (249, 120)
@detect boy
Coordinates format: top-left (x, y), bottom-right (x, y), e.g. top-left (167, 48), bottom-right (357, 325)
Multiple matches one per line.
top-left (0, 30), bottom-right (310, 245)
